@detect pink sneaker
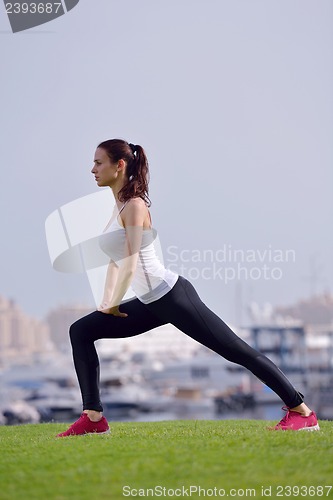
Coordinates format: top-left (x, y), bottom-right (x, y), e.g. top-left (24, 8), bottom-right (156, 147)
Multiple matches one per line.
top-left (56, 413), bottom-right (110, 437)
top-left (269, 406), bottom-right (320, 431)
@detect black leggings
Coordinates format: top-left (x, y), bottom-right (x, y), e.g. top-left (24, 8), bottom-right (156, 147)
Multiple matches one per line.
top-left (69, 275), bottom-right (304, 412)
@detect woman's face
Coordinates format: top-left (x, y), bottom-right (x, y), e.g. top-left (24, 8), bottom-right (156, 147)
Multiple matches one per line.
top-left (91, 147), bottom-right (118, 187)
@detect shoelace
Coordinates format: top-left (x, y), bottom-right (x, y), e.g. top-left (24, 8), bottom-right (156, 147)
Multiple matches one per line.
top-left (68, 413), bottom-right (86, 430)
top-left (276, 406), bottom-right (292, 427)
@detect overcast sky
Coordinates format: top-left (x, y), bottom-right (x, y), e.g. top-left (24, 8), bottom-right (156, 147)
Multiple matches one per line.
top-left (0, 0), bottom-right (332, 326)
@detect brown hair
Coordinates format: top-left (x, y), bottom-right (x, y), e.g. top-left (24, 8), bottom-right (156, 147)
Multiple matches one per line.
top-left (97, 138), bottom-right (151, 206)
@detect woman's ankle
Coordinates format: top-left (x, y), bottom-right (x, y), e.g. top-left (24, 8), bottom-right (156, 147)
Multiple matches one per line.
top-left (84, 409), bottom-right (103, 421)
top-left (290, 402), bottom-right (312, 416)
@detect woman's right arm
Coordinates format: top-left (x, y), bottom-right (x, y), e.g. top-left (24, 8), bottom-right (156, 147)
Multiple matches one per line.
top-left (98, 260), bottom-right (119, 311)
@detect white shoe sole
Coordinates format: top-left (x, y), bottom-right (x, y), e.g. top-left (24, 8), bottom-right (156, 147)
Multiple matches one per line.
top-left (84, 428), bottom-right (111, 435)
top-left (298, 424), bottom-right (320, 431)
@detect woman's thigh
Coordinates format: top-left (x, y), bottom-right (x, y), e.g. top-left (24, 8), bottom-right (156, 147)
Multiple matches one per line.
top-left (70, 296), bottom-right (167, 342)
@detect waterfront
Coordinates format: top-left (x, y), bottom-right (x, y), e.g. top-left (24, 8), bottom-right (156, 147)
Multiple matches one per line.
top-left (1, 317), bottom-right (333, 426)
top-left (104, 403), bottom-right (285, 424)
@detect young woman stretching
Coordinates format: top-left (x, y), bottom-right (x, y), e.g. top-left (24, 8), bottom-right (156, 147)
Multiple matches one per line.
top-left (57, 139), bottom-right (319, 437)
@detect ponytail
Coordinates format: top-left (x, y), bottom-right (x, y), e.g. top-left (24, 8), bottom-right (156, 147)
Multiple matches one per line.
top-left (119, 143), bottom-right (151, 206)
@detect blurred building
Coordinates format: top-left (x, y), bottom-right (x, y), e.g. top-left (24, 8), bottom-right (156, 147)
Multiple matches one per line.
top-left (45, 303), bottom-right (94, 352)
top-left (274, 291), bottom-right (333, 327)
top-left (248, 292), bottom-right (333, 377)
top-left (0, 295), bottom-right (54, 367)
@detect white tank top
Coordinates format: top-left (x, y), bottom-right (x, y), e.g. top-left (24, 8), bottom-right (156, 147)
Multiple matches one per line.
top-left (99, 200), bottom-right (178, 304)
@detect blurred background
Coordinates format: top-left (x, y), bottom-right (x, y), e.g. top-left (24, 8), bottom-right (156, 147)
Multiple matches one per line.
top-left (0, 0), bottom-right (332, 426)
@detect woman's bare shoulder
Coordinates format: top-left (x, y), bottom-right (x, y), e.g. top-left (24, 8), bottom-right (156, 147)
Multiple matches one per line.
top-left (126, 197), bottom-right (148, 211)
top-left (122, 197), bottom-right (148, 225)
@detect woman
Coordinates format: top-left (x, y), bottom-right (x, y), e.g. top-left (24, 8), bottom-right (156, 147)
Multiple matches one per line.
top-left (56, 139), bottom-right (319, 437)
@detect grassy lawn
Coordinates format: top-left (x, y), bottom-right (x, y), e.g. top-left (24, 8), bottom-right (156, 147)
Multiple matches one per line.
top-left (0, 419), bottom-right (332, 499)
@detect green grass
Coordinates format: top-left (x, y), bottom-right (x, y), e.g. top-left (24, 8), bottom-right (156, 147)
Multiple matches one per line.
top-left (0, 419), bottom-right (332, 500)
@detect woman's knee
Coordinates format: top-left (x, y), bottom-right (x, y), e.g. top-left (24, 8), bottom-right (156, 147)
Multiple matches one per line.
top-left (69, 312), bottom-right (101, 345)
top-left (69, 319), bottom-right (84, 346)
top-left (69, 322), bottom-right (79, 344)
top-left (219, 338), bottom-right (260, 366)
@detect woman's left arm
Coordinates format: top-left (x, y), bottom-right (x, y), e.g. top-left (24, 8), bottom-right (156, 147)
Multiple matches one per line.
top-left (99, 199), bottom-right (146, 317)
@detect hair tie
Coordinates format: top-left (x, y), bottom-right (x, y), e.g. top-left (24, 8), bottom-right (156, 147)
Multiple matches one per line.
top-left (129, 143), bottom-right (136, 154)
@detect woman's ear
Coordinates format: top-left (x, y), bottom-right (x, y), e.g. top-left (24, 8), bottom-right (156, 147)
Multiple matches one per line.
top-left (117, 159), bottom-right (126, 172)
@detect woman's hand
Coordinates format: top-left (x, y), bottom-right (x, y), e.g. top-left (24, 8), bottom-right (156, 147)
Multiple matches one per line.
top-left (97, 304), bottom-right (128, 317)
